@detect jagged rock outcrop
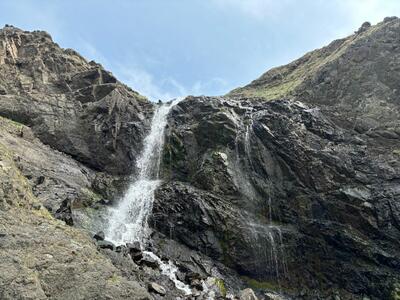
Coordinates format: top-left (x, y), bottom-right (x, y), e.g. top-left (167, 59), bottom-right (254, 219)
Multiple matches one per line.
top-left (0, 25), bottom-right (153, 175)
top-left (153, 17), bottom-right (400, 300)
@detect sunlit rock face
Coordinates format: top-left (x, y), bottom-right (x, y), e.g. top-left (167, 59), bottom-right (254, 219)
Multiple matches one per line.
top-left (0, 25), bottom-right (153, 175)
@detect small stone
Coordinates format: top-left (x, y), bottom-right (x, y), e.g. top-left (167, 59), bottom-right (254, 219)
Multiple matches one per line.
top-left (127, 241), bottom-right (141, 252)
top-left (32, 203), bottom-right (41, 210)
top-left (36, 175), bottom-right (45, 185)
top-left (140, 256), bottom-right (159, 269)
top-left (131, 251), bottom-right (143, 262)
top-left (115, 245), bottom-right (128, 254)
top-left (96, 240), bottom-right (115, 251)
top-left (93, 231), bottom-right (105, 241)
top-left (356, 21), bottom-right (371, 34)
top-left (176, 270), bottom-right (186, 282)
top-left (185, 271), bottom-right (203, 283)
top-left (148, 282), bottom-right (166, 295)
top-left (190, 278), bottom-right (203, 290)
top-left (98, 199), bottom-right (111, 205)
top-left (265, 292), bottom-right (285, 300)
top-left (239, 288), bottom-right (258, 300)
top-left (127, 242), bottom-right (143, 261)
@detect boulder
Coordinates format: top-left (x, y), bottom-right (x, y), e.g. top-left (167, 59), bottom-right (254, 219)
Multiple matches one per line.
top-left (96, 240), bottom-right (115, 251)
top-left (93, 231), bottom-right (105, 241)
top-left (127, 242), bottom-right (143, 261)
top-left (148, 282), bottom-right (166, 296)
top-left (239, 288), bottom-right (258, 300)
top-left (140, 256), bottom-right (160, 269)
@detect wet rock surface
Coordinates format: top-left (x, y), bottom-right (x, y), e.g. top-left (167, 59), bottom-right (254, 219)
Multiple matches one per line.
top-left (154, 92), bottom-right (400, 298)
top-left (154, 19), bottom-right (400, 298)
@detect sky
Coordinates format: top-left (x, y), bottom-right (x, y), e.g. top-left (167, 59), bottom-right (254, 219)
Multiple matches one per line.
top-left (1, 0), bottom-right (400, 101)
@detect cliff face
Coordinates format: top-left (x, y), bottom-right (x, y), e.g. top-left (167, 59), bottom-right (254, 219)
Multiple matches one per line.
top-left (0, 19), bottom-right (400, 300)
top-left (0, 25), bottom-right (153, 175)
top-left (156, 18), bottom-right (400, 299)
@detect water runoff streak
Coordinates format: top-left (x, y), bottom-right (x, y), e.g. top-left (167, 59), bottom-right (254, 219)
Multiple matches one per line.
top-left (234, 112), bottom-right (288, 284)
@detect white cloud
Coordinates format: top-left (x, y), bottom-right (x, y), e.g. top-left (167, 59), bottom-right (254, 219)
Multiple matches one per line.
top-left (78, 39), bottom-right (110, 65)
top-left (114, 65), bottom-right (230, 101)
top-left (116, 65), bottom-right (176, 101)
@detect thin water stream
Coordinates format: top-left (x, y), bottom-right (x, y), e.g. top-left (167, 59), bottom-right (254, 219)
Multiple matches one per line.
top-left (234, 112), bottom-right (288, 283)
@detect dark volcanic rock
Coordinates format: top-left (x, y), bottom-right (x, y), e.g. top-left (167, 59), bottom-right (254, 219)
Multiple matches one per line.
top-left (97, 240), bottom-right (116, 251)
top-left (154, 68), bottom-right (400, 298)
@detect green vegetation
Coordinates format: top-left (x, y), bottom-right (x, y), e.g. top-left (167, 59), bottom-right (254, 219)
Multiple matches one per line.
top-left (214, 278), bottom-right (227, 297)
top-left (107, 273), bottom-right (121, 284)
top-left (391, 283), bottom-right (400, 300)
top-left (161, 131), bottom-right (186, 176)
top-left (241, 276), bottom-right (278, 290)
top-left (78, 187), bottom-right (102, 207)
top-left (0, 115), bottom-right (24, 134)
top-left (241, 275), bottom-right (294, 293)
top-left (228, 21), bottom-right (385, 101)
top-left (393, 149), bottom-right (400, 156)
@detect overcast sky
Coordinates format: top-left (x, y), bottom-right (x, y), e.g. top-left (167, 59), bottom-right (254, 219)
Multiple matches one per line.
top-left (1, 0), bottom-right (400, 100)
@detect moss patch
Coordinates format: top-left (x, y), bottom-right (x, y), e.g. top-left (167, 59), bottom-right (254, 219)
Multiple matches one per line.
top-left (241, 276), bottom-right (294, 293)
top-left (391, 282), bottom-right (400, 300)
top-left (214, 278), bottom-right (227, 297)
top-left (72, 187), bottom-right (103, 209)
top-left (228, 21), bottom-right (385, 101)
top-left (108, 273), bottom-right (121, 284)
top-left (33, 208), bottom-right (54, 220)
top-left (0, 142), bottom-right (37, 208)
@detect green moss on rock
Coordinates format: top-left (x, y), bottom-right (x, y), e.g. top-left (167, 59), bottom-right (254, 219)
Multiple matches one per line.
top-left (214, 278), bottom-right (227, 297)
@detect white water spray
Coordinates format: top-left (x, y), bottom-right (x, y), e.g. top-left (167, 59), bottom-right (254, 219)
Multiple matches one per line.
top-left (106, 98), bottom-right (182, 246)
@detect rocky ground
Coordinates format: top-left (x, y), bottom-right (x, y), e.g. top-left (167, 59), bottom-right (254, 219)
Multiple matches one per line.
top-left (0, 18), bottom-right (400, 300)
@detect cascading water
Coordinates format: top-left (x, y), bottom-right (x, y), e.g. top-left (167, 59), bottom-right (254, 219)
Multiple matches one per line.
top-left (106, 98), bottom-right (182, 245)
top-left (104, 97), bottom-right (191, 295)
top-left (234, 111), bottom-right (288, 284)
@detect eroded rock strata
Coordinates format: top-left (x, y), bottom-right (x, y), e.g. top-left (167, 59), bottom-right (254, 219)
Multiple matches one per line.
top-left (0, 18), bottom-right (400, 300)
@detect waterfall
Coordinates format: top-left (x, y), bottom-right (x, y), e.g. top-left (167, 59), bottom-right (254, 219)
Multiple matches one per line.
top-left (105, 97), bottom-right (182, 246)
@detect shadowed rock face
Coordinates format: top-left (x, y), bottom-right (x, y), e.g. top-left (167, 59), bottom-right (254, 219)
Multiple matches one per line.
top-left (152, 17), bottom-right (400, 299)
